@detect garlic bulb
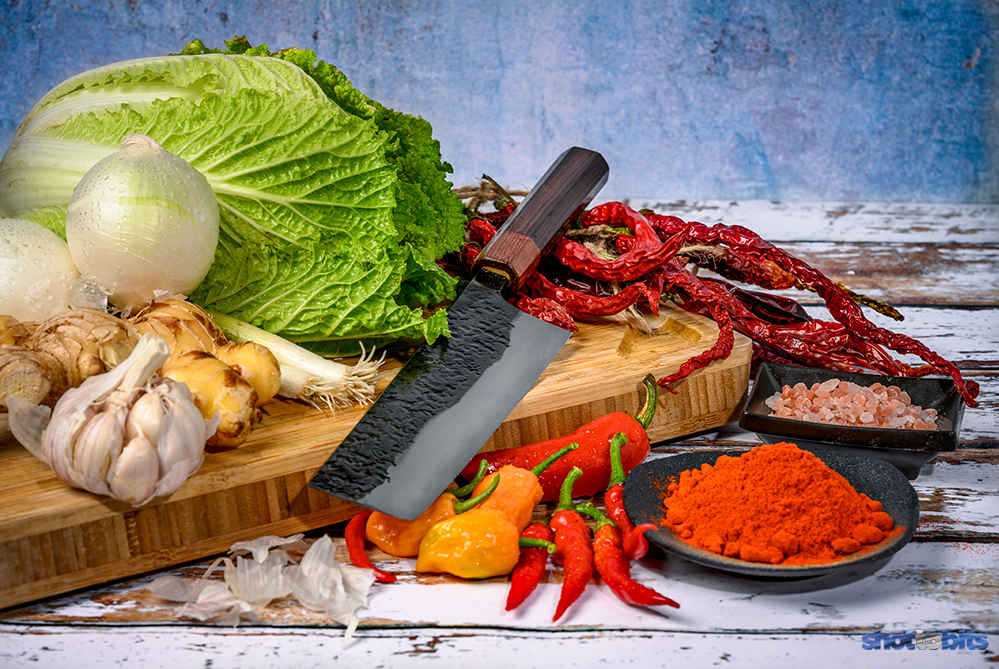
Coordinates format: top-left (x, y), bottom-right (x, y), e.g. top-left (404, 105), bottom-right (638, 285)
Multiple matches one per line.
top-left (65, 134), bottom-right (220, 314)
top-left (12, 333), bottom-right (217, 507)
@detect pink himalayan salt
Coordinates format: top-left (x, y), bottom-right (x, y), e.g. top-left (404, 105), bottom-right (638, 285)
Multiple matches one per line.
top-left (765, 379), bottom-right (938, 430)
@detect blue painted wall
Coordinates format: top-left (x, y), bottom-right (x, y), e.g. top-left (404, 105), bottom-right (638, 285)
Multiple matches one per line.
top-left (1, 0), bottom-right (995, 203)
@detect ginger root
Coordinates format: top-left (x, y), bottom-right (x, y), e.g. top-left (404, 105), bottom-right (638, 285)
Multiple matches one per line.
top-left (132, 299), bottom-right (229, 367)
top-left (25, 308), bottom-right (139, 391)
top-left (215, 342), bottom-right (282, 407)
top-left (0, 315), bottom-right (33, 347)
top-left (0, 345), bottom-right (63, 410)
top-left (160, 350), bottom-right (258, 449)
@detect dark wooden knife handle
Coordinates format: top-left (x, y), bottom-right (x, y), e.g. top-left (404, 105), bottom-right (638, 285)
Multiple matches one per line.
top-left (476, 147), bottom-right (609, 291)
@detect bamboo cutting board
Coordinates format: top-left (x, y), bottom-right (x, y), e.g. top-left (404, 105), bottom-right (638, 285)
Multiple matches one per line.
top-left (0, 302), bottom-right (751, 609)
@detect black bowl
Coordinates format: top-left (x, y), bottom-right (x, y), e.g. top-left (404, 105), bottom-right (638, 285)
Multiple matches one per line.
top-left (739, 362), bottom-right (966, 479)
top-left (623, 449), bottom-right (919, 579)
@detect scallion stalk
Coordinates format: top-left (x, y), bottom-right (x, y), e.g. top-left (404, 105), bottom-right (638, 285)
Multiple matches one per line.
top-left (210, 312), bottom-right (381, 410)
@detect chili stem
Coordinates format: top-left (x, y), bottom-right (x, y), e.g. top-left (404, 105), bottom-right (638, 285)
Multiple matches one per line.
top-left (531, 442), bottom-right (580, 476)
top-left (633, 373), bottom-right (658, 429)
top-left (453, 473), bottom-right (500, 514)
top-left (452, 459), bottom-right (490, 497)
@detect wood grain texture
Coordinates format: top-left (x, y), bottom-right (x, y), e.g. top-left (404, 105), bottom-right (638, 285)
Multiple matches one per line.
top-left (0, 302), bottom-right (751, 609)
top-left (0, 200), bottom-right (995, 668)
top-left (626, 200), bottom-right (999, 244)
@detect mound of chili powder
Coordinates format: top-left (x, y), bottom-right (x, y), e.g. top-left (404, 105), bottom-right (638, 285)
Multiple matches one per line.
top-left (662, 442), bottom-right (901, 565)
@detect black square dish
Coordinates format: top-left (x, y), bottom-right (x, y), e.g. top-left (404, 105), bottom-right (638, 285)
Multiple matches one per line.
top-left (739, 362), bottom-right (966, 479)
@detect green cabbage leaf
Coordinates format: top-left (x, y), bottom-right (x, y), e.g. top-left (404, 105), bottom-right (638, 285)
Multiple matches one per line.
top-left (0, 37), bottom-right (466, 355)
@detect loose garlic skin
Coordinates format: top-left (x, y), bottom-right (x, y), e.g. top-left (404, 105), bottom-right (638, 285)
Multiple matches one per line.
top-left (65, 134), bottom-right (219, 314)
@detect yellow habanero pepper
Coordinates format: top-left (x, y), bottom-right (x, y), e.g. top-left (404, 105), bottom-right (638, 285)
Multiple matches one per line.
top-left (365, 461), bottom-right (496, 557)
top-left (415, 508), bottom-right (523, 579)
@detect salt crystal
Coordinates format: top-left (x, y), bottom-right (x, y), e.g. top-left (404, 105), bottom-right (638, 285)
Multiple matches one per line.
top-left (766, 377), bottom-right (938, 431)
top-left (818, 378), bottom-right (840, 393)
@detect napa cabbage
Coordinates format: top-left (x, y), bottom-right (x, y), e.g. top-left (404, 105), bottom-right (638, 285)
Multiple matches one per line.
top-left (0, 37), bottom-right (466, 355)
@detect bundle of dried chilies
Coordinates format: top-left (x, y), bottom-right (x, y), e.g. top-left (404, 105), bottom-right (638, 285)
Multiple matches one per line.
top-left (450, 190), bottom-right (979, 408)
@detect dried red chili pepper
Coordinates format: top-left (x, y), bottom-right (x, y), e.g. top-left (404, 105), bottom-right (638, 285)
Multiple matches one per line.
top-left (526, 271), bottom-right (663, 319)
top-left (603, 432), bottom-right (658, 560)
top-left (513, 295), bottom-right (578, 332)
top-left (654, 260), bottom-right (736, 391)
top-left (576, 503), bottom-right (679, 609)
top-left (345, 509), bottom-right (397, 584)
top-left (460, 374), bottom-right (658, 502)
top-left (506, 521), bottom-right (556, 611)
top-left (552, 202), bottom-right (691, 282)
top-left (673, 240), bottom-right (799, 291)
top-left (466, 217), bottom-right (498, 246)
top-left (644, 212), bottom-right (979, 407)
top-left (550, 467), bottom-right (594, 622)
top-left (673, 269), bottom-right (921, 377)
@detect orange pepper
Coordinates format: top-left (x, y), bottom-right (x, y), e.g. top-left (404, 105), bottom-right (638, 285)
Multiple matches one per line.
top-left (470, 443), bottom-right (580, 532)
top-left (365, 461), bottom-right (496, 557)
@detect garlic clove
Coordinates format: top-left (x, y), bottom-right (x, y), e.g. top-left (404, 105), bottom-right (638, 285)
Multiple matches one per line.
top-left (126, 389), bottom-right (166, 445)
top-left (108, 434), bottom-right (161, 506)
top-left (151, 402), bottom-right (207, 499)
top-left (70, 409), bottom-right (126, 495)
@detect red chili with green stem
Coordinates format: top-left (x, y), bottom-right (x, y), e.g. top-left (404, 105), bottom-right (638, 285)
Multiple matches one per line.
top-left (459, 374), bottom-right (659, 502)
top-left (549, 466), bottom-right (594, 622)
top-left (576, 503), bottom-right (679, 609)
top-left (506, 521), bottom-right (556, 611)
top-left (345, 509), bottom-right (397, 583)
top-left (604, 432), bottom-right (659, 560)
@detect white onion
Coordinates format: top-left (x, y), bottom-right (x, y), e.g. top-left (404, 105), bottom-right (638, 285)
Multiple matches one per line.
top-left (66, 134), bottom-right (219, 313)
top-left (0, 218), bottom-right (80, 321)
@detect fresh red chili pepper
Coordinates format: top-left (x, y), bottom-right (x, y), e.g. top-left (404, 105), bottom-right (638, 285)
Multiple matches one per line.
top-left (576, 503), bottom-right (679, 609)
top-left (550, 467), bottom-right (594, 622)
top-left (460, 374), bottom-right (658, 502)
top-left (603, 432), bottom-right (658, 560)
top-left (345, 509), bottom-right (397, 583)
top-left (506, 521), bottom-right (555, 611)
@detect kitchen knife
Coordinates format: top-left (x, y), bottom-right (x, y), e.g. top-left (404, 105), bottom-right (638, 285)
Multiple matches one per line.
top-left (309, 146), bottom-right (609, 520)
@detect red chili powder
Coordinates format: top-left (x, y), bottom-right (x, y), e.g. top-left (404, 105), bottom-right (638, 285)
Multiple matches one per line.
top-left (661, 442), bottom-right (903, 566)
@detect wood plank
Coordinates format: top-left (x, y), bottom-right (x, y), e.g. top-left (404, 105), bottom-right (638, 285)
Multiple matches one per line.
top-left (0, 303), bottom-right (752, 609)
top-left (2, 535), bottom-right (994, 633)
top-left (1, 624), bottom-right (991, 668)
top-left (624, 199), bottom-right (999, 243)
top-left (755, 242), bottom-right (999, 307)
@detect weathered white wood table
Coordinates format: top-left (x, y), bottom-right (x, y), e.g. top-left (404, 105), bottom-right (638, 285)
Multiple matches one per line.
top-left (1, 201), bottom-right (996, 668)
